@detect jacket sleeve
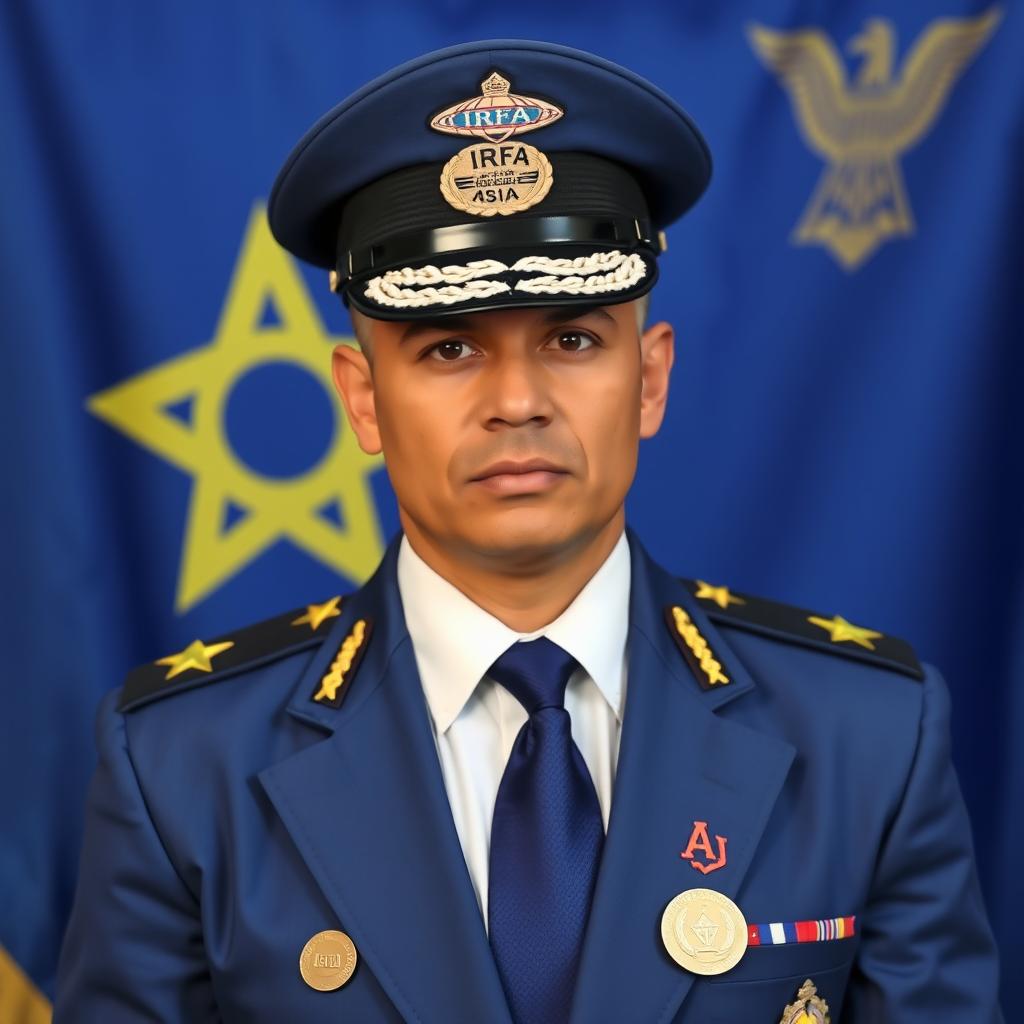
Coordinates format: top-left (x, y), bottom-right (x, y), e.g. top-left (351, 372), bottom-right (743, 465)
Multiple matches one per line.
top-left (842, 665), bottom-right (1003, 1023)
top-left (53, 689), bottom-right (219, 1022)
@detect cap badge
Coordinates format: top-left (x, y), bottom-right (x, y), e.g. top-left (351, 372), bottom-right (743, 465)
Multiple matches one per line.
top-left (429, 72), bottom-right (563, 143)
top-left (432, 72), bottom-right (560, 217)
top-left (439, 142), bottom-right (554, 217)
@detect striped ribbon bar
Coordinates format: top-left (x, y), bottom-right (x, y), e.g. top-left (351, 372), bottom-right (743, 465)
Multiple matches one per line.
top-left (747, 915), bottom-right (856, 946)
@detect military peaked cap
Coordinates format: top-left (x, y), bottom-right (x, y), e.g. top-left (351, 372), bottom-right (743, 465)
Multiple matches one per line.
top-left (268, 39), bottom-right (711, 319)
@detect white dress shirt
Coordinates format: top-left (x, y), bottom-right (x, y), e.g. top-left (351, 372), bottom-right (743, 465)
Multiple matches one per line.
top-left (397, 532), bottom-right (631, 928)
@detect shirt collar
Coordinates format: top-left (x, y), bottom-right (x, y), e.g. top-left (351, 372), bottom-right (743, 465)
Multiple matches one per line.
top-left (397, 533), bottom-right (630, 735)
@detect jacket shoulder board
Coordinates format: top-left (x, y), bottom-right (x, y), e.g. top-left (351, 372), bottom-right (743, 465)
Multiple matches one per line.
top-left (681, 579), bottom-right (924, 681)
top-left (118, 596), bottom-right (348, 712)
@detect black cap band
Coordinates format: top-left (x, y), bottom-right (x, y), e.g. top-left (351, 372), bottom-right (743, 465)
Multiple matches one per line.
top-left (335, 150), bottom-right (664, 319)
top-left (336, 151), bottom-right (651, 280)
top-left (338, 214), bottom-right (661, 284)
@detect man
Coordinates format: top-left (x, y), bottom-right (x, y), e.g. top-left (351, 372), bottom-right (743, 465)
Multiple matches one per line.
top-left (55, 39), bottom-right (1001, 1023)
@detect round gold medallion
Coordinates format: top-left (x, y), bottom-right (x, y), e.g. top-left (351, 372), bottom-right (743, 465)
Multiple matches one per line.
top-left (439, 141), bottom-right (553, 217)
top-left (660, 888), bottom-right (748, 976)
top-left (299, 929), bottom-right (358, 991)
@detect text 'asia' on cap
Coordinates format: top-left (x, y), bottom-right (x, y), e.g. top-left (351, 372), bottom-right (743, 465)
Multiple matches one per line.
top-left (268, 39), bottom-right (711, 320)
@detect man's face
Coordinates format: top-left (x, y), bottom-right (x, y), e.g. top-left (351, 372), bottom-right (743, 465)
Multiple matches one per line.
top-left (333, 299), bottom-right (674, 569)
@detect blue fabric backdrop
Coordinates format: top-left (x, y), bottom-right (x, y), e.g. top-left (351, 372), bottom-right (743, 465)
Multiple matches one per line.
top-left (1, 1), bottom-right (1020, 1018)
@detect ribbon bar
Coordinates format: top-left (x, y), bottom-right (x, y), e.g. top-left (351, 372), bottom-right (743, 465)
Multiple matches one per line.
top-left (747, 915), bottom-right (856, 946)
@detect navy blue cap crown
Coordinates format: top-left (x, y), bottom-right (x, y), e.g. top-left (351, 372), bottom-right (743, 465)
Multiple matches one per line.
top-left (268, 39), bottom-right (711, 319)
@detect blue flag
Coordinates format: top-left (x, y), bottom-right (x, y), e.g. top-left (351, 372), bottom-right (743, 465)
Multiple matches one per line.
top-left (2, 3), bottom-right (1020, 1018)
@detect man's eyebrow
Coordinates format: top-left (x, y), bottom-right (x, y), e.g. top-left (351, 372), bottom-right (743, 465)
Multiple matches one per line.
top-left (399, 317), bottom-right (474, 343)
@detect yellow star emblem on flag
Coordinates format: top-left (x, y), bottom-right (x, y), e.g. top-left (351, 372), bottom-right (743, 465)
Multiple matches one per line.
top-left (156, 639), bottom-right (235, 680)
top-left (88, 203), bottom-right (384, 612)
top-left (694, 580), bottom-right (746, 610)
top-left (807, 614), bottom-right (883, 650)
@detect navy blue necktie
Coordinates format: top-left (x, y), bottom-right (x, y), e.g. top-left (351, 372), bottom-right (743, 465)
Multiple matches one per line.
top-left (487, 637), bottom-right (605, 1024)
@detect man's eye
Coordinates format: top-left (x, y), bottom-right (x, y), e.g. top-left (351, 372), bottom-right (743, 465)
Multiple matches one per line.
top-left (547, 330), bottom-right (597, 353)
top-left (428, 340), bottom-right (475, 362)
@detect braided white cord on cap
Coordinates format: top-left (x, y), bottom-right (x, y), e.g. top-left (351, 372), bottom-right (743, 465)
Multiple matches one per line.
top-left (371, 259), bottom-right (509, 287)
top-left (514, 253), bottom-right (646, 295)
top-left (509, 250), bottom-right (635, 276)
top-left (364, 277), bottom-right (511, 308)
top-left (362, 249), bottom-right (647, 309)
top-left (363, 259), bottom-right (512, 307)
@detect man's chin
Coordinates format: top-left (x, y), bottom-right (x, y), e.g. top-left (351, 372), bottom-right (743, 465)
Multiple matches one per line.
top-left (455, 511), bottom-right (603, 570)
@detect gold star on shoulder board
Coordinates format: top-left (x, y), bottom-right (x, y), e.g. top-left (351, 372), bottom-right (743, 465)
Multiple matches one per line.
top-left (292, 596), bottom-right (343, 632)
top-left (694, 580), bottom-right (746, 611)
top-left (156, 639), bottom-right (235, 680)
top-left (807, 614), bottom-right (882, 651)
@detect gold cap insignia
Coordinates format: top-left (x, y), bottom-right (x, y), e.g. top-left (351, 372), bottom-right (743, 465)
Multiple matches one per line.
top-left (429, 72), bottom-right (563, 143)
top-left (299, 929), bottom-right (358, 991)
top-left (779, 978), bottom-right (831, 1023)
top-left (665, 606), bottom-right (730, 690)
top-left (431, 72), bottom-right (561, 217)
top-left (439, 142), bottom-right (554, 217)
top-left (312, 619), bottom-right (371, 708)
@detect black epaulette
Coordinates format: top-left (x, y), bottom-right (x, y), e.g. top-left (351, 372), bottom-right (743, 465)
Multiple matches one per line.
top-left (681, 579), bottom-right (924, 681)
top-left (119, 596), bottom-right (348, 712)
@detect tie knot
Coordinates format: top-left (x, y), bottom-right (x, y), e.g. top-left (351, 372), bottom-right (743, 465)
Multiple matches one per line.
top-left (488, 637), bottom-right (578, 714)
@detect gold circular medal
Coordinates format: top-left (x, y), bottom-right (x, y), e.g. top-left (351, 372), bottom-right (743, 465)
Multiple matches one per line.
top-left (660, 888), bottom-right (748, 976)
top-left (299, 929), bottom-right (358, 991)
top-left (439, 141), bottom-right (553, 217)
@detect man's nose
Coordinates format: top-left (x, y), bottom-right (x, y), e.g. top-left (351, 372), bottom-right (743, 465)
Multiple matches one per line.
top-left (482, 353), bottom-right (555, 429)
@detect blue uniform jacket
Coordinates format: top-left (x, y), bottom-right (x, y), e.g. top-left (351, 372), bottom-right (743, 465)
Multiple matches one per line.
top-left (55, 532), bottom-right (1002, 1022)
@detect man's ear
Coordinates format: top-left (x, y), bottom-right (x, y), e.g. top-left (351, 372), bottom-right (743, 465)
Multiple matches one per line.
top-left (638, 319), bottom-right (674, 439)
top-left (331, 343), bottom-right (382, 455)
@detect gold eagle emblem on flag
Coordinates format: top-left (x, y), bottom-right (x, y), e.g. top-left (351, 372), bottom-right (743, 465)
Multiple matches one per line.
top-left (748, 8), bottom-right (1001, 270)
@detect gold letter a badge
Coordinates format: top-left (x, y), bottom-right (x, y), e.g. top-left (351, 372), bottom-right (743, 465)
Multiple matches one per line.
top-left (749, 9), bottom-right (1001, 270)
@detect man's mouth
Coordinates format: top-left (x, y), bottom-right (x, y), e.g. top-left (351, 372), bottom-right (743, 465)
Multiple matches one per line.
top-left (469, 459), bottom-right (570, 495)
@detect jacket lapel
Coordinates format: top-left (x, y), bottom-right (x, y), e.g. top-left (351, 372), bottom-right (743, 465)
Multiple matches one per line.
top-left (259, 540), bottom-right (511, 1024)
top-left (569, 535), bottom-right (796, 1024)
